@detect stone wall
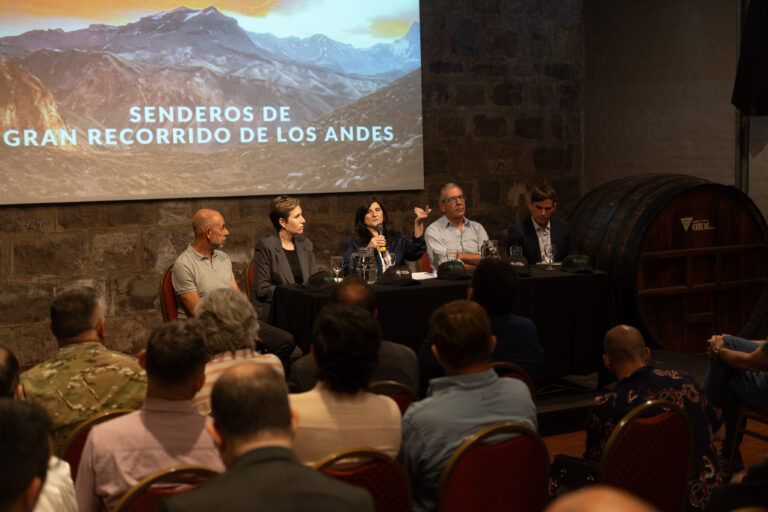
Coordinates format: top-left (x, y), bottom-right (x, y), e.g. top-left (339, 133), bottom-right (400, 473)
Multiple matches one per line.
top-left (0, 0), bottom-right (584, 367)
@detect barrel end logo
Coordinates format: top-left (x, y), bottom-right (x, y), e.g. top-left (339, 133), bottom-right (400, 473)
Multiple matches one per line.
top-left (681, 217), bottom-right (693, 231)
top-left (680, 217), bottom-right (715, 232)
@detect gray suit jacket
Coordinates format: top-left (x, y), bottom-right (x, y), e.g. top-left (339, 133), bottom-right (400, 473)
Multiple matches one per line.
top-left (252, 233), bottom-right (317, 319)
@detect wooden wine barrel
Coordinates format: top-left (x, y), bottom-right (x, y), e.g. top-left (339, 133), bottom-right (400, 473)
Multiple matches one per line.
top-left (568, 174), bottom-right (768, 353)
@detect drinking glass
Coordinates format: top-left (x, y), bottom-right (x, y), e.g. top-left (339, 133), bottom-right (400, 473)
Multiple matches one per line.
top-left (509, 245), bottom-right (523, 258)
top-left (481, 240), bottom-right (499, 259)
top-left (543, 243), bottom-right (557, 270)
top-left (330, 256), bottom-right (343, 282)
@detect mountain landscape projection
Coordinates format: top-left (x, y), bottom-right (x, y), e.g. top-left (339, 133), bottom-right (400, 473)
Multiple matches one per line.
top-left (0, 5), bottom-right (423, 204)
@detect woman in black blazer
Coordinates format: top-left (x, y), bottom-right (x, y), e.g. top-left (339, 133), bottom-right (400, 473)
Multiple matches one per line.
top-left (252, 195), bottom-right (318, 319)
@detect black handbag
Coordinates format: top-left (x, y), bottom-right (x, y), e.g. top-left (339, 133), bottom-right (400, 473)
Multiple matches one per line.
top-left (549, 454), bottom-right (599, 497)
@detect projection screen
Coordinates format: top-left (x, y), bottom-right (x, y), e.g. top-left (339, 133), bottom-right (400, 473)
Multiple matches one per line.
top-left (0, 1), bottom-right (423, 205)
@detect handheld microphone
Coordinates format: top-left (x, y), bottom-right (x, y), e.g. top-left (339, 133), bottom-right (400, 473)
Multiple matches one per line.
top-left (376, 224), bottom-right (387, 252)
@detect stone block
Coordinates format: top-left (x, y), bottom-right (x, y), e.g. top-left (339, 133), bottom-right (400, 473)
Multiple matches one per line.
top-left (515, 117), bottom-right (545, 139)
top-left (541, 0), bottom-right (581, 19)
top-left (474, 115), bottom-right (507, 138)
top-left (545, 63), bottom-right (574, 81)
top-left (110, 274), bottom-right (159, 315)
top-left (157, 201), bottom-right (194, 226)
top-left (559, 83), bottom-right (582, 110)
top-left (492, 83), bottom-right (523, 106)
top-left (93, 232), bottom-right (139, 273)
top-left (503, 0), bottom-right (539, 16)
top-left (419, 15), bottom-right (445, 59)
top-left (534, 146), bottom-right (573, 172)
top-left (551, 113), bottom-right (564, 140)
top-left (221, 228), bottom-right (253, 264)
top-left (455, 85), bottom-right (485, 106)
top-left (13, 234), bottom-right (89, 277)
top-left (424, 83), bottom-right (451, 106)
top-left (491, 31), bottom-right (518, 58)
top-left (0, 240), bottom-right (7, 276)
top-left (56, 205), bottom-right (101, 231)
top-left (238, 196), bottom-right (272, 221)
top-left (468, 0), bottom-right (501, 13)
top-left (438, 116), bottom-right (466, 138)
top-left (18, 323), bottom-right (58, 367)
top-left (106, 315), bottom-right (161, 355)
top-left (530, 84), bottom-right (555, 107)
top-left (104, 202), bottom-right (156, 227)
top-left (0, 207), bottom-right (53, 233)
top-left (0, 326), bottom-right (21, 361)
top-left (191, 199), bottom-right (239, 224)
top-left (299, 194), bottom-right (332, 216)
top-left (142, 227), bottom-right (193, 272)
top-left (309, 222), bottom-right (351, 260)
top-left (451, 18), bottom-right (479, 57)
top-left (430, 61), bottom-right (463, 74)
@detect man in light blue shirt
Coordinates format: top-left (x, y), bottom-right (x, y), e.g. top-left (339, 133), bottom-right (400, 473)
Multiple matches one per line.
top-left (424, 183), bottom-right (488, 271)
top-left (398, 300), bottom-right (537, 512)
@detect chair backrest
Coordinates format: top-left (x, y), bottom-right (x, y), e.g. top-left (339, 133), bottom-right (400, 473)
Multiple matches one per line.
top-left (599, 399), bottom-right (693, 512)
top-left (437, 422), bottom-right (549, 512)
top-left (112, 465), bottom-right (220, 512)
top-left (314, 448), bottom-right (412, 512)
top-left (420, 252), bottom-right (432, 272)
top-left (368, 380), bottom-right (418, 415)
top-left (245, 259), bottom-right (254, 301)
top-left (160, 265), bottom-right (179, 322)
top-left (488, 361), bottom-right (536, 399)
top-left (59, 408), bottom-right (134, 480)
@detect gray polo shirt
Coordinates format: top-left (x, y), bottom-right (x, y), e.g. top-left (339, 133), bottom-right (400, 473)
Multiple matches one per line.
top-left (425, 214), bottom-right (489, 270)
top-left (172, 245), bottom-right (234, 318)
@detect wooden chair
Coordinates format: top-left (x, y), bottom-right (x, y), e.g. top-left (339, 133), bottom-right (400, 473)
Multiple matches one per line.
top-left (599, 399), bottom-right (693, 512)
top-left (59, 408), bottom-right (133, 480)
top-left (489, 361), bottom-right (536, 399)
top-left (112, 465), bottom-right (220, 512)
top-left (314, 448), bottom-right (412, 512)
top-left (727, 404), bottom-right (768, 477)
top-left (368, 380), bottom-right (418, 415)
top-left (159, 265), bottom-right (179, 322)
top-left (245, 259), bottom-right (254, 301)
top-left (437, 422), bottom-right (549, 512)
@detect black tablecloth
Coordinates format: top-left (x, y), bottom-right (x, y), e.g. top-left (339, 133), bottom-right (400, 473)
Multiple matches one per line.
top-left (271, 267), bottom-right (616, 379)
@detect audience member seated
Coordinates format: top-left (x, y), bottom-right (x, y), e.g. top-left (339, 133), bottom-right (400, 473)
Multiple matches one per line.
top-left (192, 288), bottom-right (283, 415)
top-left (2, 343), bottom-right (76, 512)
top-left (21, 286), bottom-right (146, 449)
top-left (173, 208), bottom-right (295, 366)
top-left (0, 400), bottom-right (52, 512)
top-left (289, 303), bottom-right (401, 465)
top-left (342, 195), bottom-right (428, 276)
top-left (545, 485), bottom-right (658, 512)
top-left (585, 325), bottom-right (724, 512)
top-left (418, 259), bottom-right (545, 395)
top-left (288, 276), bottom-right (419, 394)
top-left (75, 320), bottom-right (224, 512)
top-left (702, 333), bottom-right (768, 472)
top-left (399, 300), bottom-right (537, 512)
top-left (424, 182), bottom-right (488, 270)
top-left (705, 457), bottom-right (768, 512)
top-left (252, 195), bottom-right (318, 321)
top-left (506, 182), bottom-right (578, 263)
top-left (158, 364), bottom-right (374, 512)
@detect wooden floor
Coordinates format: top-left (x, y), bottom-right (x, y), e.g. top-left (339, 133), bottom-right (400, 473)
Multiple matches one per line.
top-left (543, 418), bottom-right (768, 469)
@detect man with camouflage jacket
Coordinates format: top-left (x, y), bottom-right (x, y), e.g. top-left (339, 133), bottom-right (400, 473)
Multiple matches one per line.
top-left (21, 286), bottom-right (146, 449)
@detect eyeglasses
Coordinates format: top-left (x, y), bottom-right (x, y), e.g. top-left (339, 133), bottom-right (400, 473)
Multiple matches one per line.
top-left (442, 194), bottom-right (465, 205)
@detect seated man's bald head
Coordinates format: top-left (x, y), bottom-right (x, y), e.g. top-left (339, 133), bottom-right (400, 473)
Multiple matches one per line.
top-left (603, 325), bottom-right (647, 364)
top-left (545, 486), bottom-right (658, 512)
top-left (193, 209), bottom-right (223, 237)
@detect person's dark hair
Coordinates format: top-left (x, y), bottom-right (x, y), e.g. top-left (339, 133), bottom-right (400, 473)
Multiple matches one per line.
top-left (50, 286), bottom-right (103, 340)
top-left (0, 400), bottom-right (51, 511)
top-left (312, 303), bottom-right (381, 393)
top-left (269, 195), bottom-right (301, 231)
top-left (211, 364), bottom-right (291, 441)
top-left (0, 344), bottom-right (20, 399)
top-left (196, 288), bottom-right (259, 356)
top-left (430, 300), bottom-right (493, 369)
top-left (330, 275), bottom-right (376, 314)
top-left (145, 319), bottom-right (208, 388)
top-left (353, 195), bottom-right (393, 246)
top-left (470, 259), bottom-right (519, 314)
top-left (530, 182), bottom-right (557, 203)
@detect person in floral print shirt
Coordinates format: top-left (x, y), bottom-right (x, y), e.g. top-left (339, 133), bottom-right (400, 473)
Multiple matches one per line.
top-left (584, 325), bottom-right (725, 512)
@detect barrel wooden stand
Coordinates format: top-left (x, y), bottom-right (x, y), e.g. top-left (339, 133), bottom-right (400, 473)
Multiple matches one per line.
top-left (569, 174), bottom-right (768, 353)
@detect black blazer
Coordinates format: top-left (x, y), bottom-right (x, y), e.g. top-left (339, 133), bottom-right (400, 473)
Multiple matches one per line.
top-left (158, 446), bottom-right (374, 512)
top-left (252, 233), bottom-right (317, 319)
top-left (507, 217), bottom-right (578, 263)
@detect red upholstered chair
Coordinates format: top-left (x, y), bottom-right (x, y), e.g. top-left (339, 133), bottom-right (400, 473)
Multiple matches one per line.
top-left (599, 399), bottom-right (693, 512)
top-left (160, 265), bottom-right (179, 322)
top-left (368, 380), bottom-right (418, 415)
top-left (314, 448), bottom-right (412, 512)
top-left (727, 404), bottom-right (768, 477)
top-left (59, 408), bottom-right (133, 481)
top-left (488, 361), bottom-right (536, 399)
top-left (112, 465), bottom-right (220, 512)
top-left (420, 251), bottom-right (432, 272)
top-left (437, 422), bottom-right (549, 512)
